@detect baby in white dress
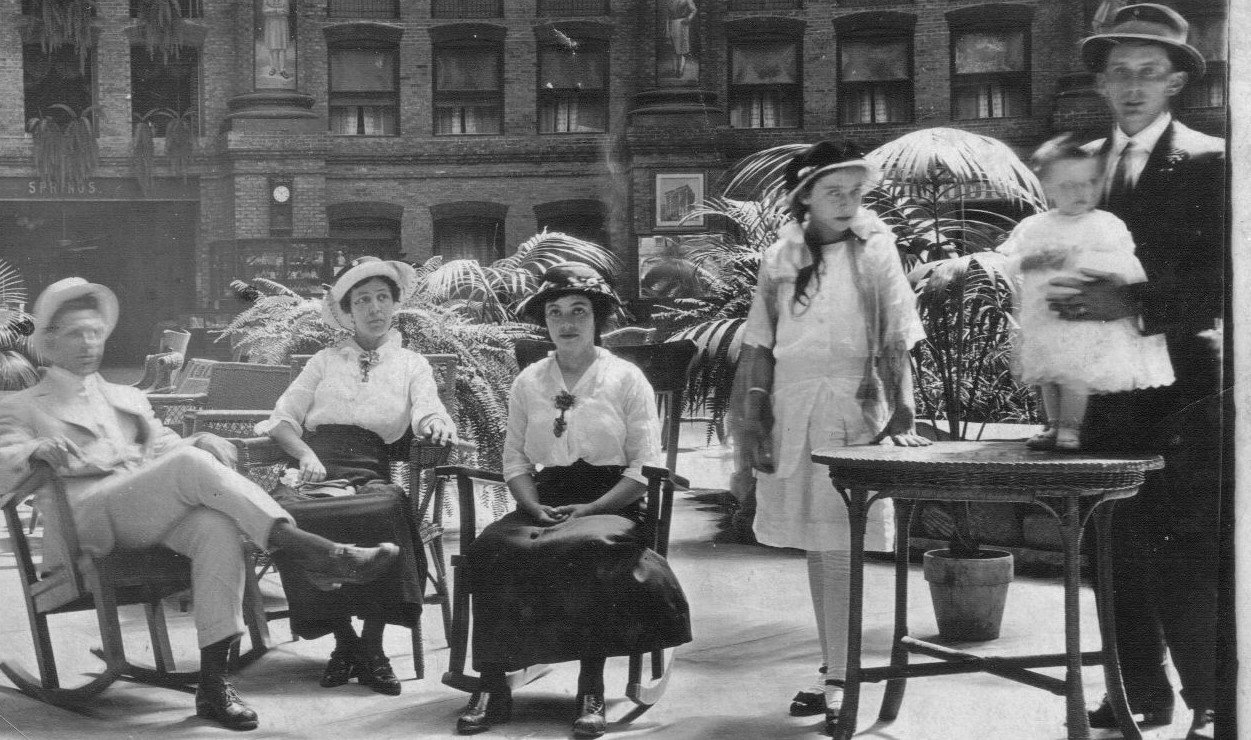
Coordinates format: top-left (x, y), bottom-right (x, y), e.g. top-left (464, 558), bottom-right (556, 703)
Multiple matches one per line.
top-left (999, 135), bottom-right (1173, 451)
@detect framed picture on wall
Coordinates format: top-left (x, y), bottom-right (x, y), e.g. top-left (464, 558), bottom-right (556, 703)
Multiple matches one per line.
top-left (654, 173), bottom-right (705, 229)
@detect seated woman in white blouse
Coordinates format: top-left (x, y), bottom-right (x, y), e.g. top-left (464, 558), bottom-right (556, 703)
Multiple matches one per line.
top-left (257, 258), bottom-right (456, 697)
top-left (455, 264), bottom-right (691, 739)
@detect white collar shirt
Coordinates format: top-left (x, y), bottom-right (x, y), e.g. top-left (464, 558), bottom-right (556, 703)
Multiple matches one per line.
top-left (1108, 112), bottom-right (1171, 193)
top-left (502, 347), bottom-right (661, 485)
top-left (45, 367), bottom-right (144, 470)
top-left (256, 330), bottom-right (452, 444)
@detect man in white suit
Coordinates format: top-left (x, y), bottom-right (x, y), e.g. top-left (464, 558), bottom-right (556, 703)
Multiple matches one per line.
top-left (0, 278), bottom-right (399, 731)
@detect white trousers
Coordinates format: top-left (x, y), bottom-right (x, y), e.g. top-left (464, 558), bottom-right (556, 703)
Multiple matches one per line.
top-left (82, 446), bottom-right (290, 648)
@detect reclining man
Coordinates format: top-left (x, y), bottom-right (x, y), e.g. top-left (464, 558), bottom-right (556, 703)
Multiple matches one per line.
top-left (0, 278), bottom-right (400, 731)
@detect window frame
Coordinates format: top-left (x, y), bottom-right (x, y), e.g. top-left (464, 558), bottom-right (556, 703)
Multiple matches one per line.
top-left (947, 9), bottom-right (1032, 121)
top-left (836, 31), bottom-right (913, 125)
top-left (726, 34), bottom-right (803, 130)
top-left (327, 39), bottom-right (402, 136)
top-left (536, 37), bottom-right (609, 134)
top-left (23, 43), bottom-right (98, 131)
top-left (129, 45), bottom-right (202, 137)
top-left (432, 39), bottom-right (505, 136)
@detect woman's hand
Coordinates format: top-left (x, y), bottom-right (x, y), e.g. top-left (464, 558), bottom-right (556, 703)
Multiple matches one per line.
top-left (524, 503), bottom-right (566, 526)
top-left (550, 503), bottom-right (595, 521)
top-left (424, 417), bottom-right (459, 447)
top-left (871, 408), bottom-right (931, 447)
top-left (296, 451), bottom-right (326, 485)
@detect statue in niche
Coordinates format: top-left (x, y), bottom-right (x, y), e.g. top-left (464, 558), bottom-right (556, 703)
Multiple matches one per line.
top-left (657, 0), bottom-right (699, 85)
top-left (255, 0), bottom-right (295, 89)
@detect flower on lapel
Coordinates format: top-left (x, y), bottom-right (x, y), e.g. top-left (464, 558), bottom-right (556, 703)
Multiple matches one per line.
top-left (1159, 149), bottom-right (1187, 176)
top-left (553, 390), bottom-right (577, 438)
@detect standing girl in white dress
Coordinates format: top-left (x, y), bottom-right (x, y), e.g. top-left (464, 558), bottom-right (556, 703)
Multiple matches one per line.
top-left (999, 136), bottom-right (1173, 451)
top-left (736, 141), bottom-right (929, 733)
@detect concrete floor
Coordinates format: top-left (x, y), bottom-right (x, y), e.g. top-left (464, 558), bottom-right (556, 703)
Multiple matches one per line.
top-left (0, 426), bottom-right (1202, 740)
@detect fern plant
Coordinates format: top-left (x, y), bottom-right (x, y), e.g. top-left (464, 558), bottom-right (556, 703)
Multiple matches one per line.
top-left (131, 0), bottom-right (186, 63)
top-left (24, 0), bottom-right (98, 71)
top-left (132, 108), bottom-right (198, 192)
top-left (28, 103), bottom-right (100, 191)
top-left (0, 259), bottom-right (40, 391)
top-left (218, 277), bottom-right (526, 469)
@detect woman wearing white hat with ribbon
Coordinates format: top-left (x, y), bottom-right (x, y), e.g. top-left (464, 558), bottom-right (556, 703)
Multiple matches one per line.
top-left (258, 257), bottom-right (456, 696)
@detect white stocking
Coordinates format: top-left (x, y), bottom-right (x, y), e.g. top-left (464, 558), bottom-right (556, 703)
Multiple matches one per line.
top-left (807, 550), bottom-right (851, 683)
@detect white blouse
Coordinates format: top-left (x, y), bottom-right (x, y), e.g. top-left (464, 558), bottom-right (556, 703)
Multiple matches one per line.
top-left (503, 347), bottom-right (661, 485)
top-left (256, 331), bottom-right (452, 444)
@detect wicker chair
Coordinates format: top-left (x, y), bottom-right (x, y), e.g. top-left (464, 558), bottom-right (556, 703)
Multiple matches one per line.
top-left (145, 359), bottom-right (218, 428)
top-left (145, 362), bottom-right (291, 436)
top-left (130, 351), bottom-right (185, 393)
top-left (0, 464), bottom-right (271, 707)
top-left (190, 352), bottom-right (461, 679)
top-left (602, 326), bottom-right (657, 347)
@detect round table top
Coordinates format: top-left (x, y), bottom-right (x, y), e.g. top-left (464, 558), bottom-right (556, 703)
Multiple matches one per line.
top-left (812, 440), bottom-right (1164, 474)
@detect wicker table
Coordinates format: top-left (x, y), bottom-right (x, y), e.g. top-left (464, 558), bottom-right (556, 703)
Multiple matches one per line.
top-left (811, 440), bottom-right (1164, 740)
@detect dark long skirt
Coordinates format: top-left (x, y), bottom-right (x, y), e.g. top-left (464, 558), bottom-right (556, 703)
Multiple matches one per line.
top-left (465, 461), bottom-right (692, 672)
top-left (271, 425), bottom-right (424, 640)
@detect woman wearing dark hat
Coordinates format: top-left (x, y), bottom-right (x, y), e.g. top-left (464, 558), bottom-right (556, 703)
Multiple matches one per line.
top-left (257, 257), bottom-right (457, 696)
top-left (454, 263), bottom-right (691, 738)
top-left (733, 141), bottom-right (928, 732)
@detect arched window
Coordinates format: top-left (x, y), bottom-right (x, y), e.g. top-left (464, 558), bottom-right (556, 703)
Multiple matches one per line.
top-left (326, 25), bottom-right (403, 136)
top-left (431, 24), bottom-right (505, 135)
top-left (947, 5), bottom-right (1033, 120)
top-left (432, 201), bottom-right (508, 263)
top-left (536, 23), bottom-right (609, 133)
top-left (835, 12), bottom-right (915, 125)
top-left (726, 18), bottom-right (803, 129)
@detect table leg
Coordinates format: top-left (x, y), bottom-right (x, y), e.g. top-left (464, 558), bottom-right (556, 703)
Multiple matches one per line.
top-left (833, 486), bottom-right (869, 740)
top-left (879, 499), bottom-right (912, 722)
top-left (1092, 500), bottom-right (1142, 740)
top-left (1060, 496), bottom-right (1091, 740)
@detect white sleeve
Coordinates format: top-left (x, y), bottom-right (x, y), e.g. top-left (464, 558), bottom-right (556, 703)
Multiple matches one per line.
top-left (406, 355), bottom-right (454, 436)
top-left (255, 351), bottom-right (324, 436)
top-left (741, 259), bottom-right (778, 348)
top-left (620, 368), bottom-right (663, 483)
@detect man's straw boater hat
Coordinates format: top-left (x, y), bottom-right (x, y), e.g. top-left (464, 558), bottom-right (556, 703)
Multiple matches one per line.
top-left (1081, 3), bottom-right (1206, 79)
top-left (32, 278), bottom-right (119, 353)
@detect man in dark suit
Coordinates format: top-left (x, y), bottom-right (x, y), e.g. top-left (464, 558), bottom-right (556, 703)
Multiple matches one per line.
top-left (1047, 6), bottom-right (1226, 739)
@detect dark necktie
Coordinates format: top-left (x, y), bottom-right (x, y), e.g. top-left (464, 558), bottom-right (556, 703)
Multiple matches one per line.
top-left (1105, 140), bottom-right (1135, 212)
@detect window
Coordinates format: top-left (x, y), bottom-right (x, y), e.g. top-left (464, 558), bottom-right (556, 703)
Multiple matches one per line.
top-left (1181, 14), bottom-right (1226, 109)
top-left (950, 28), bottom-right (1029, 119)
top-left (131, 47), bottom-right (200, 136)
top-left (728, 0), bottom-right (800, 9)
top-left (23, 45), bottom-right (94, 126)
top-left (537, 0), bottom-right (609, 15)
top-left (327, 0), bottom-right (398, 19)
top-left (729, 39), bottom-right (800, 129)
top-left (129, 0), bottom-right (201, 17)
top-left (538, 37), bottom-right (607, 133)
top-left (838, 35), bottom-right (911, 124)
top-left (329, 43), bottom-right (399, 135)
top-left (434, 43), bottom-right (503, 134)
top-left (535, 200), bottom-right (607, 248)
top-left (431, 0), bottom-right (502, 19)
top-left (434, 218), bottom-right (504, 262)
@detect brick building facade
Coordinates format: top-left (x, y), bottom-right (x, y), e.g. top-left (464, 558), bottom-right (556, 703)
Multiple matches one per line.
top-left (0, 0), bottom-right (1227, 361)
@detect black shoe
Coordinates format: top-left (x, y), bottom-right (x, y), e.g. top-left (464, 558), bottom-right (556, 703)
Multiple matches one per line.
top-left (320, 648), bottom-right (362, 688)
top-left (358, 653), bottom-right (401, 696)
top-left (1087, 695), bottom-right (1174, 728)
top-left (1186, 708), bottom-right (1215, 740)
top-left (196, 677), bottom-right (259, 731)
top-left (789, 665), bottom-right (827, 716)
top-left (573, 693), bottom-right (607, 739)
top-left (303, 543), bottom-right (400, 591)
top-left (456, 689), bottom-right (513, 735)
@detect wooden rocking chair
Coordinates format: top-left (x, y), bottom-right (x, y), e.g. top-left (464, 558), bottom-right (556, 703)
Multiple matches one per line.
top-left (0, 463), bottom-right (270, 707)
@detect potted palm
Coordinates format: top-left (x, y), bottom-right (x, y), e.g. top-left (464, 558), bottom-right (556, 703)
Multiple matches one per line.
top-left (875, 128), bottom-right (1045, 642)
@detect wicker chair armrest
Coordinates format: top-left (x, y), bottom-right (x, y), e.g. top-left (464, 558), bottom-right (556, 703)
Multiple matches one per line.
top-left (642, 465), bottom-right (689, 490)
top-left (433, 465), bottom-right (504, 484)
top-left (147, 392), bottom-right (208, 405)
top-left (184, 409), bottom-right (272, 438)
top-left (640, 465), bottom-right (680, 557)
top-left (228, 436), bottom-right (290, 467)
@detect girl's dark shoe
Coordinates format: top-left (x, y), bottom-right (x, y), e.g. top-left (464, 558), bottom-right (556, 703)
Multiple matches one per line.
top-left (572, 693), bottom-right (607, 739)
top-left (456, 689), bottom-right (512, 735)
top-left (789, 665), bottom-right (827, 716)
top-left (358, 653), bottom-right (401, 696)
top-left (320, 649), bottom-right (361, 688)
